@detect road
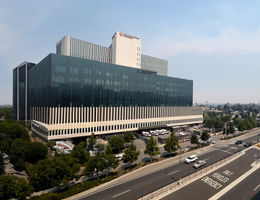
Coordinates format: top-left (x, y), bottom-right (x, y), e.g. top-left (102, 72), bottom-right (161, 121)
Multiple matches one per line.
top-left (79, 133), bottom-right (259, 200)
top-left (162, 148), bottom-right (260, 200)
top-left (219, 167), bottom-right (260, 200)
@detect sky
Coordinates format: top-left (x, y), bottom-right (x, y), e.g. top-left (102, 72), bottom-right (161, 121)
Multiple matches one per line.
top-left (1, 0), bottom-right (260, 105)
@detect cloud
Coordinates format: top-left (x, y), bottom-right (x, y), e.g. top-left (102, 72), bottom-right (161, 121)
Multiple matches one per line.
top-left (150, 28), bottom-right (260, 57)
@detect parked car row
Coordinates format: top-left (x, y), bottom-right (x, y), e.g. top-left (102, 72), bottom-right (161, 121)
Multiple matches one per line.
top-left (142, 129), bottom-right (169, 137)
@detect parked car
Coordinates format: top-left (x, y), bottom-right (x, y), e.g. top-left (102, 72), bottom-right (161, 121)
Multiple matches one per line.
top-left (185, 155), bottom-right (198, 164)
top-left (193, 160), bottom-right (206, 169)
top-left (150, 131), bottom-right (158, 136)
top-left (116, 153), bottom-right (124, 161)
top-left (142, 131), bottom-right (151, 137)
top-left (198, 139), bottom-right (204, 144)
top-left (244, 142), bottom-right (252, 147)
top-left (235, 140), bottom-right (242, 145)
top-left (207, 140), bottom-right (216, 144)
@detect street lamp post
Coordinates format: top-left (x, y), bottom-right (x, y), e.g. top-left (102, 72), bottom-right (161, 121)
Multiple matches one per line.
top-left (178, 146), bottom-right (182, 184)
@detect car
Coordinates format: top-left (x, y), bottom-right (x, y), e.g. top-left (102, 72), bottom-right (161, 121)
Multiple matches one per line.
top-left (235, 140), bottom-right (242, 145)
top-left (193, 160), bottom-right (206, 169)
top-left (142, 131), bottom-right (151, 137)
top-left (198, 139), bottom-right (204, 144)
top-left (150, 131), bottom-right (158, 136)
top-left (116, 153), bottom-right (124, 160)
top-left (244, 142), bottom-right (252, 147)
top-left (207, 140), bottom-right (216, 144)
top-left (185, 155), bottom-right (198, 164)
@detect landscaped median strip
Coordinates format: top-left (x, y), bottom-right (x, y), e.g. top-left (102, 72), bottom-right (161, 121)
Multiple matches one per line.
top-left (138, 150), bottom-right (245, 200)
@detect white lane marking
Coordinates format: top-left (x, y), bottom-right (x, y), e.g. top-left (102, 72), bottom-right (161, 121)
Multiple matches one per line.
top-left (168, 170), bottom-right (178, 175)
top-left (112, 190), bottom-right (131, 198)
top-left (230, 147), bottom-right (238, 150)
top-left (215, 148), bottom-right (234, 155)
top-left (253, 184), bottom-right (260, 192)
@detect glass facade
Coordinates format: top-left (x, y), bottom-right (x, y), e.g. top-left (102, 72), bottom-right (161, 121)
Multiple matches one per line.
top-left (13, 62), bottom-right (35, 120)
top-left (28, 53), bottom-right (193, 109)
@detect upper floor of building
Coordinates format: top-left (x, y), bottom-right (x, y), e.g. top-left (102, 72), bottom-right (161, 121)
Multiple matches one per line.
top-left (56, 32), bottom-right (168, 76)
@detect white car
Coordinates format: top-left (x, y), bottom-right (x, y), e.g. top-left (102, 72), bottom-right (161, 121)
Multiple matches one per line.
top-left (116, 153), bottom-right (124, 161)
top-left (142, 131), bottom-right (151, 137)
top-left (150, 131), bottom-right (158, 136)
top-left (184, 155), bottom-right (198, 164)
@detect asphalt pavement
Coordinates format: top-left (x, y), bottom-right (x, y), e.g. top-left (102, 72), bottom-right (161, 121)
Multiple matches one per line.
top-left (219, 167), bottom-right (260, 200)
top-left (79, 134), bottom-right (260, 200)
top-left (161, 148), bottom-right (260, 200)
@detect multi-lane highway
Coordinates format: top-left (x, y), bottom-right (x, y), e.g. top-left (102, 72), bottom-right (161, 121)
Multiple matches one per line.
top-left (79, 133), bottom-right (260, 200)
top-left (219, 168), bottom-right (260, 200)
top-left (162, 148), bottom-right (260, 200)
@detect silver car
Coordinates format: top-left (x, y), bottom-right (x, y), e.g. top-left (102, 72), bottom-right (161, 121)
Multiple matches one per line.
top-left (193, 160), bottom-right (206, 169)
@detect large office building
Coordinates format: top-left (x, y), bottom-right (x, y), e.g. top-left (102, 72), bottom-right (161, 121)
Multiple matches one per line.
top-left (13, 32), bottom-right (203, 141)
top-left (56, 31), bottom-right (168, 76)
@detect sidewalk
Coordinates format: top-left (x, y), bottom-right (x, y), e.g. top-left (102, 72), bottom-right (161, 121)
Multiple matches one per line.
top-left (64, 128), bottom-right (260, 200)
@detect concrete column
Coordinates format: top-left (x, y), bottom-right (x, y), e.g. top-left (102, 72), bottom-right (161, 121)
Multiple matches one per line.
top-left (90, 106), bottom-right (92, 122)
top-left (92, 107), bottom-right (94, 122)
top-left (76, 107), bottom-right (78, 123)
top-left (96, 107), bottom-right (98, 122)
top-left (86, 107), bottom-right (89, 122)
top-left (104, 107), bottom-right (107, 121)
top-left (66, 107), bottom-right (69, 123)
top-left (109, 107), bottom-right (112, 121)
top-left (69, 107), bottom-right (71, 123)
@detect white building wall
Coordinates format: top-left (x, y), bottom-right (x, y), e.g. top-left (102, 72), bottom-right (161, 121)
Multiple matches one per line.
top-left (111, 32), bottom-right (141, 69)
top-left (31, 106), bottom-right (203, 141)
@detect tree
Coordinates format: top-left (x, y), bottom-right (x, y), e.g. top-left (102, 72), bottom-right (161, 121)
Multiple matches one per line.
top-left (227, 123), bottom-right (235, 134)
top-left (9, 139), bottom-right (48, 170)
top-left (87, 133), bottom-right (96, 150)
top-left (71, 142), bottom-right (90, 164)
top-left (123, 132), bottom-right (134, 143)
top-left (28, 155), bottom-right (79, 191)
top-left (27, 159), bottom-right (55, 191)
top-left (201, 130), bottom-right (210, 141)
top-left (9, 139), bottom-right (30, 171)
top-left (164, 132), bottom-right (179, 153)
top-left (0, 138), bottom-right (12, 154)
top-left (104, 145), bottom-right (119, 177)
top-left (144, 136), bottom-right (159, 159)
top-left (105, 144), bottom-right (113, 155)
top-left (0, 175), bottom-right (32, 200)
top-left (26, 142), bottom-right (48, 163)
top-left (0, 153), bottom-right (4, 174)
top-left (0, 108), bottom-right (12, 120)
top-left (84, 154), bottom-right (106, 178)
top-left (109, 135), bottom-right (124, 154)
top-left (122, 142), bottom-right (140, 165)
top-left (190, 134), bottom-right (198, 145)
top-left (0, 121), bottom-right (29, 141)
top-left (96, 143), bottom-right (105, 153)
top-left (104, 154), bottom-right (118, 177)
